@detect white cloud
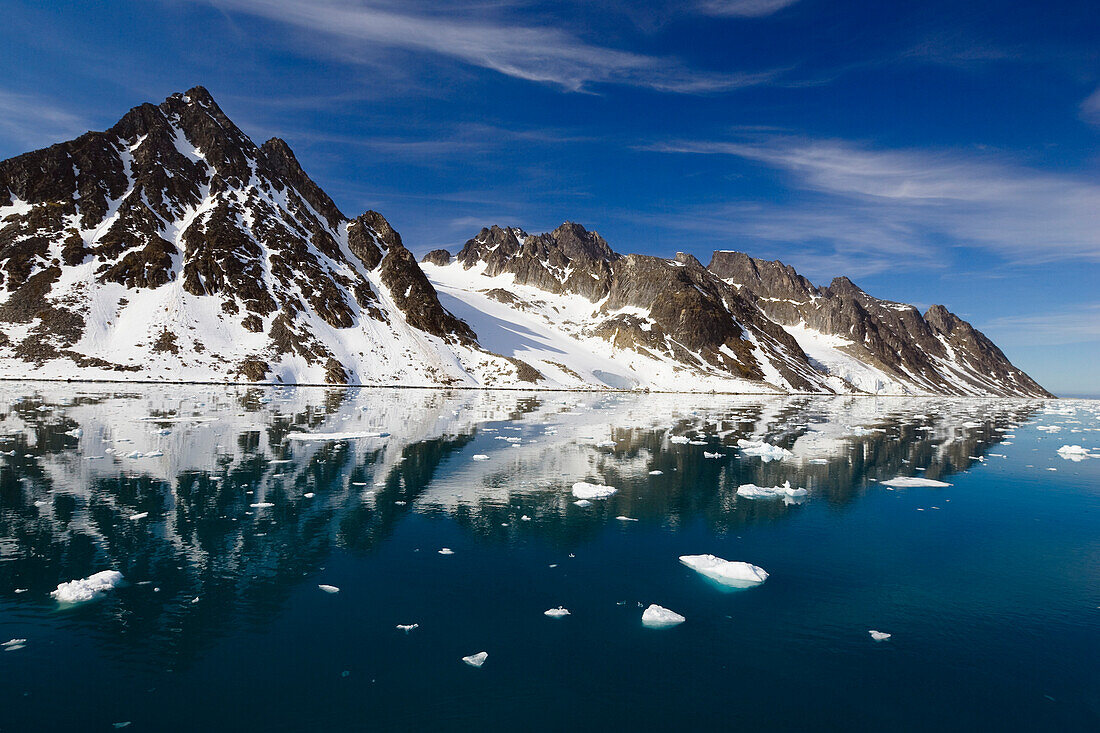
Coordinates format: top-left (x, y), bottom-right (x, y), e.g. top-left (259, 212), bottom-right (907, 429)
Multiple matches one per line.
top-left (696, 0), bottom-right (800, 17)
top-left (1081, 87), bottom-right (1100, 126)
top-left (647, 135), bottom-right (1100, 266)
top-left (196, 0), bottom-right (777, 92)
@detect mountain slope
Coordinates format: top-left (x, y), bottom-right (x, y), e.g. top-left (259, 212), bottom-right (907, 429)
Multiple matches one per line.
top-left (0, 86), bottom-right (521, 386)
top-left (707, 251), bottom-right (1053, 397)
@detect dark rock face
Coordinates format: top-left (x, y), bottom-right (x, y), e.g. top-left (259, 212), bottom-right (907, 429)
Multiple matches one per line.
top-left (421, 249), bottom-right (451, 266)
top-left (708, 251), bottom-right (1052, 397)
top-left (0, 86), bottom-right (478, 382)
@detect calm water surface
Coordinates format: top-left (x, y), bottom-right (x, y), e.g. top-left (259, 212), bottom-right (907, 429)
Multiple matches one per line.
top-left (0, 385), bottom-right (1097, 731)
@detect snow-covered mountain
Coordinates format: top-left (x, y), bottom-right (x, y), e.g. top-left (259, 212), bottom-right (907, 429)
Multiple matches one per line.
top-left (0, 87), bottom-right (1051, 396)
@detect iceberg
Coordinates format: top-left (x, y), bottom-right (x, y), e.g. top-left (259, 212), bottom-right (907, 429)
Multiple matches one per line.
top-left (869, 630), bottom-right (892, 642)
top-left (128, 512), bottom-right (148, 520)
top-left (642, 604), bottom-right (685, 628)
top-left (736, 481), bottom-right (808, 500)
top-left (573, 499), bottom-right (593, 507)
top-left (544, 607), bottom-right (571, 618)
top-left (669, 436), bottom-right (690, 444)
top-left (572, 482), bottom-right (617, 499)
top-left (880, 477), bottom-right (952, 488)
top-left (51, 570), bottom-right (124, 604)
top-left (462, 651), bottom-right (488, 668)
top-left (472, 454), bottom-right (490, 461)
top-left (396, 624), bottom-right (419, 633)
top-left (679, 554), bottom-right (768, 588)
top-left (438, 548), bottom-right (455, 555)
top-left (703, 451), bottom-right (724, 459)
top-left (1056, 445), bottom-right (1093, 461)
top-left (318, 584), bottom-right (340, 593)
top-left (736, 439), bottom-right (792, 462)
top-left (648, 470), bottom-right (664, 475)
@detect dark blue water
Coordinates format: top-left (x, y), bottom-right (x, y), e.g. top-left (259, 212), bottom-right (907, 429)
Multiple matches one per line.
top-left (0, 387), bottom-right (1097, 731)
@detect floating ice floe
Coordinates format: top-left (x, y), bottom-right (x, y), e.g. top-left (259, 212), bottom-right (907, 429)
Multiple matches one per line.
top-left (736, 439), bottom-right (792, 462)
top-left (596, 440), bottom-right (616, 448)
top-left (544, 607), bottom-right (571, 618)
top-left (703, 452), bottom-right (724, 459)
top-left (3, 638), bottom-right (26, 651)
top-left (51, 570), bottom-right (124, 604)
top-left (869, 630), bottom-right (892, 642)
top-left (128, 512), bottom-right (148, 521)
top-left (65, 428), bottom-right (83, 438)
top-left (648, 470), bottom-right (664, 475)
top-left (669, 436), bottom-right (690, 444)
top-left (615, 516), bottom-right (638, 522)
top-left (396, 623), bottom-right (419, 633)
top-left (642, 604), bottom-right (685, 628)
top-left (318, 584), bottom-right (340, 594)
top-left (573, 499), bottom-right (593, 507)
top-left (572, 482), bottom-right (617, 499)
top-left (1056, 445), bottom-right (1093, 461)
top-left (249, 502), bottom-right (275, 508)
top-left (880, 477), bottom-right (952, 488)
top-left (736, 481), bottom-right (808, 500)
top-left (286, 431), bottom-right (387, 441)
top-left (438, 548), bottom-right (455, 555)
top-left (462, 651), bottom-right (488, 668)
top-left (679, 555), bottom-right (769, 588)
top-left (472, 454), bottom-right (489, 461)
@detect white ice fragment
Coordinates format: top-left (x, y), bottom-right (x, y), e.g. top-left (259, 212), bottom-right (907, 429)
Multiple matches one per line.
top-left (571, 482), bottom-right (617, 499)
top-left (397, 624), bottom-right (418, 633)
top-left (520, 515), bottom-right (532, 521)
top-left (472, 454), bottom-right (490, 461)
top-left (462, 651), bottom-right (488, 668)
top-left (869, 630), bottom-right (892, 641)
top-left (573, 499), bottom-right (593, 507)
top-left (249, 502), bottom-right (275, 508)
top-left (880, 477), bottom-right (952, 488)
top-left (318, 584), bottom-right (340, 594)
top-left (3, 638), bottom-right (27, 647)
top-left (736, 439), bottom-right (792, 462)
top-left (642, 604), bottom-right (685, 628)
top-left (648, 470), bottom-right (664, 475)
top-left (65, 428), bottom-right (83, 438)
top-left (1056, 445), bottom-right (1093, 461)
top-left (596, 440), bottom-right (616, 448)
top-left (703, 451), bottom-right (724, 459)
top-left (304, 492), bottom-right (315, 498)
top-left (615, 516), bottom-right (638, 522)
top-left (286, 431), bottom-right (387, 441)
top-left (438, 548), bottom-right (454, 555)
top-left (128, 512), bottom-right (148, 520)
top-left (669, 436), bottom-right (690, 444)
top-left (736, 481), bottom-right (808, 500)
top-left (679, 554), bottom-right (768, 588)
top-left (51, 570), bottom-right (124, 604)
top-left (544, 607), bottom-right (571, 618)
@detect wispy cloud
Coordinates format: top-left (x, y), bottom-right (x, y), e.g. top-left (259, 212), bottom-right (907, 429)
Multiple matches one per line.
top-left (0, 89), bottom-right (90, 154)
top-left (982, 303), bottom-right (1100, 346)
top-left (646, 135), bottom-right (1100, 267)
top-left (195, 0), bottom-right (779, 93)
top-left (696, 0), bottom-right (800, 17)
top-left (1081, 87), bottom-right (1100, 126)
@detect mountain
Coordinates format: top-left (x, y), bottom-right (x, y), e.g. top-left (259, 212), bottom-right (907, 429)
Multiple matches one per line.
top-left (0, 87), bottom-right (1051, 396)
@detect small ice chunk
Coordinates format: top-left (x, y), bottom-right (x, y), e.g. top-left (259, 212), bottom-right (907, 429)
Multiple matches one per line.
top-left (304, 492), bottom-right (315, 498)
top-left (249, 502), bottom-right (274, 508)
top-left (1056, 445), bottom-right (1093, 461)
top-left (462, 651), bottom-right (488, 668)
top-left (520, 515), bottom-right (531, 521)
top-left (703, 451), bottom-right (724, 459)
top-left (642, 604), bottom-right (685, 628)
top-left (880, 477), bottom-right (951, 488)
top-left (318, 584), bottom-right (340, 593)
top-left (679, 554), bottom-right (768, 588)
top-left (438, 548), bottom-right (454, 555)
top-left (736, 481), bottom-right (808, 500)
top-left (51, 570), bottom-right (124, 604)
top-left (544, 607), bottom-right (570, 618)
top-left (615, 516), bottom-right (638, 522)
top-left (3, 638), bottom-right (27, 647)
top-left (573, 499), bottom-right (592, 507)
top-left (572, 482), bottom-right (617, 499)
top-left (396, 623), bottom-right (419, 633)
top-left (869, 630), bottom-right (892, 642)
top-left (65, 428), bottom-right (83, 438)
top-left (128, 512), bottom-right (148, 520)
top-left (648, 470), bottom-right (663, 475)
top-left (596, 440), bottom-right (616, 448)
top-left (472, 454), bottom-right (489, 461)
top-left (669, 436), bottom-right (690, 444)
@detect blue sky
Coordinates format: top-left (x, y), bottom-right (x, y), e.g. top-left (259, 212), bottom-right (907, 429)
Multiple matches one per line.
top-left (2, 0), bottom-right (1098, 394)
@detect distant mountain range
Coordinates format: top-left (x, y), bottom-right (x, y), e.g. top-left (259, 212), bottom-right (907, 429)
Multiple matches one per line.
top-left (0, 87), bottom-right (1052, 396)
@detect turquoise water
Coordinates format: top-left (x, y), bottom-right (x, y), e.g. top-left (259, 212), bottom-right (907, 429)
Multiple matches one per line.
top-left (0, 386), bottom-right (1097, 731)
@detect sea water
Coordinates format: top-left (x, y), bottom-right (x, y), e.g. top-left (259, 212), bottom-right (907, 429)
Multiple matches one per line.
top-left (0, 385), bottom-right (1097, 731)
